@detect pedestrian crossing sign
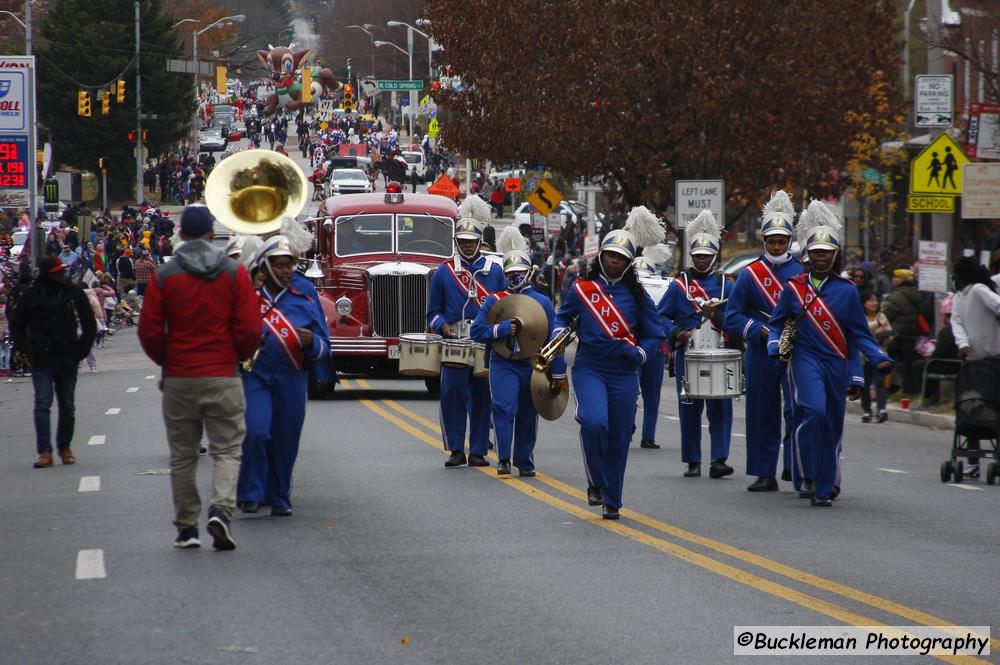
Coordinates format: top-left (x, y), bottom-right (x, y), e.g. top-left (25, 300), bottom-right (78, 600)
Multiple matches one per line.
top-left (908, 133), bottom-right (970, 195)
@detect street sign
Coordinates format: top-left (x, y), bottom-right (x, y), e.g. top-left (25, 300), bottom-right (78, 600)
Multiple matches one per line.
top-left (377, 80), bottom-right (424, 91)
top-left (359, 77), bottom-right (378, 98)
top-left (165, 58), bottom-right (214, 76)
top-left (583, 234), bottom-right (599, 259)
top-left (965, 102), bottom-right (1000, 160)
top-left (961, 163), bottom-right (1000, 219)
top-left (504, 177), bottom-right (522, 193)
top-left (427, 118), bottom-right (440, 138)
top-left (915, 75), bottom-right (953, 128)
top-left (918, 241), bottom-right (949, 293)
top-left (908, 133), bottom-right (968, 196)
top-left (906, 194), bottom-right (956, 213)
top-left (0, 57), bottom-right (36, 213)
top-left (427, 174), bottom-right (460, 199)
top-left (547, 213), bottom-right (563, 233)
top-left (527, 180), bottom-right (563, 217)
top-left (674, 180), bottom-right (724, 229)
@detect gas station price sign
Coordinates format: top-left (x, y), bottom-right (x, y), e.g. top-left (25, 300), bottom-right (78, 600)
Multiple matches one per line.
top-left (0, 135), bottom-right (28, 188)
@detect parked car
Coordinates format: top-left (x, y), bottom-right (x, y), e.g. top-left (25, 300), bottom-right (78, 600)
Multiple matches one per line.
top-left (400, 150), bottom-right (426, 180)
top-left (9, 230), bottom-right (27, 258)
top-left (327, 168), bottom-right (374, 196)
top-left (512, 200), bottom-right (580, 233)
top-left (198, 120), bottom-right (228, 152)
top-left (720, 251), bottom-right (760, 277)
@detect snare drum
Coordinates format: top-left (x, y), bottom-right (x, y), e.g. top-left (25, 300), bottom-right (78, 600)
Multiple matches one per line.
top-left (441, 339), bottom-right (476, 368)
top-left (471, 343), bottom-right (488, 378)
top-left (399, 333), bottom-right (442, 377)
top-left (688, 318), bottom-right (723, 351)
top-left (682, 349), bottom-right (743, 399)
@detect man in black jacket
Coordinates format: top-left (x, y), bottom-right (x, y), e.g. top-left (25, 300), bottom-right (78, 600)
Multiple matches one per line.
top-left (10, 256), bottom-right (97, 468)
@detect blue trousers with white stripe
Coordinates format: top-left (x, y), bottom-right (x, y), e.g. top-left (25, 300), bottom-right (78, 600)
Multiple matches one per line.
top-left (744, 344), bottom-right (794, 478)
top-left (639, 348), bottom-right (664, 441)
top-left (788, 355), bottom-right (847, 500)
top-left (489, 358), bottom-right (537, 471)
top-left (440, 365), bottom-right (491, 456)
top-left (674, 351), bottom-right (732, 464)
top-left (573, 366), bottom-right (640, 509)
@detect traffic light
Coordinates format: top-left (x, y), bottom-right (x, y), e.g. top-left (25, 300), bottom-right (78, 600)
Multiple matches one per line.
top-left (101, 90), bottom-right (110, 115)
top-left (127, 130), bottom-right (135, 141)
top-left (77, 90), bottom-right (91, 117)
top-left (343, 83), bottom-right (353, 111)
top-left (301, 66), bottom-right (312, 104)
top-left (116, 79), bottom-right (125, 104)
top-left (127, 130), bottom-right (149, 142)
top-left (215, 66), bottom-right (227, 95)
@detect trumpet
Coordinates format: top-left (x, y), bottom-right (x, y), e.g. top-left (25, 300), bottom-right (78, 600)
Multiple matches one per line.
top-left (531, 316), bottom-right (579, 373)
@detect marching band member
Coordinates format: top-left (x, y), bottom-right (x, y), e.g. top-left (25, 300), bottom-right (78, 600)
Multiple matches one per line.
top-left (724, 191), bottom-right (803, 491)
top-left (660, 210), bottom-right (734, 479)
top-left (236, 227), bottom-right (335, 517)
top-left (767, 201), bottom-right (891, 506)
top-left (632, 244), bottom-right (674, 450)
top-left (557, 207), bottom-right (665, 519)
top-left (427, 195), bottom-right (505, 468)
top-left (471, 227), bottom-right (564, 476)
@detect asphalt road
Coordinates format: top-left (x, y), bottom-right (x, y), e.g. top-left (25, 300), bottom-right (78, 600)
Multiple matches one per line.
top-left (1, 328), bottom-right (998, 664)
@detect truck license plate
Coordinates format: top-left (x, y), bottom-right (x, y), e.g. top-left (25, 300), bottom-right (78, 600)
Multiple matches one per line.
top-left (388, 345), bottom-right (400, 359)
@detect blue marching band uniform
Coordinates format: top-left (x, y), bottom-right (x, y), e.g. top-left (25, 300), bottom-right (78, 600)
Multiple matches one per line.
top-left (427, 220), bottom-right (505, 466)
top-left (237, 238), bottom-right (335, 515)
top-left (471, 249), bottom-right (565, 476)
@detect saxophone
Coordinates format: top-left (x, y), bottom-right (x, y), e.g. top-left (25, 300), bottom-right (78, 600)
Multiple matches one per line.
top-left (777, 318), bottom-right (797, 361)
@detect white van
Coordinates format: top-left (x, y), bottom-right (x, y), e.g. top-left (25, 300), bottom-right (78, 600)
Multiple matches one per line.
top-left (401, 150), bottom-right (426, 180)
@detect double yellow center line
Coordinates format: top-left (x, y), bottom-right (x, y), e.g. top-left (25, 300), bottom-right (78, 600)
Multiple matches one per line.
top-left (342, 378), bottom-right (992, 663)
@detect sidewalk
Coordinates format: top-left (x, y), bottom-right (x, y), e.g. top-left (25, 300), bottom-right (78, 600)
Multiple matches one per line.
top-left (844, 398), bottom-right (954, 431)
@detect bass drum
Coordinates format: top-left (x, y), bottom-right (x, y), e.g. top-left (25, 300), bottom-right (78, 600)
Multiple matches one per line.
top-left (399, 333), bottom-right (442, 377)
top-left (683, 350), bottom-right (744, 399)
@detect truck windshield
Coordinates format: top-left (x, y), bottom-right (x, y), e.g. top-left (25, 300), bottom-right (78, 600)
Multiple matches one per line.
top-left (335, 214), bottom-right (394, 256)
top-left (396, 214), bottom-right (452, 257)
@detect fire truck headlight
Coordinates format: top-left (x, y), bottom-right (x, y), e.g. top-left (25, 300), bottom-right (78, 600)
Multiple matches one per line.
top-left (335, 296), bottom-right (353, 317)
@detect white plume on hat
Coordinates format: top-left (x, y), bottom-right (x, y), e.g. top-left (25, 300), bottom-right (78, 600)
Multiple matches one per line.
top-left (238, 235), bottom-right (263, 271)
top-left (624, 206), bottom-right (665, 248)
top-left (639, 243), bottom-right (672, 267)
top-left (496, 224), bottom-right (528, 256)
top-left (456, 194), bottom-right (492, 226)
top-left (280, 217), bottom-right (314, 256)
top-left (761, 190), bottom-right (796, 232)
top-left (687, 209), bottom-right (721, 242)
top-left (796, 199), bottom-right (841, 248)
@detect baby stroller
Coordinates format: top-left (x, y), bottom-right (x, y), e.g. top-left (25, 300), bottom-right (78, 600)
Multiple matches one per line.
top-left (940, 359), bottom-right (1000, 484)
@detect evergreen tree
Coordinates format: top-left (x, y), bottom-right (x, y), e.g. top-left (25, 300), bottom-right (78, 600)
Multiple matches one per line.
top-left (36, 0), bottom-right (195, 201)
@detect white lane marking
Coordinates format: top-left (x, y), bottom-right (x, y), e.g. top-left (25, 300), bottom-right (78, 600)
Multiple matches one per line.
top-left (144, 375), bottom-right (156, 380)
top-left (664, 415), bottom-right (680, 421)
top-left (733, 433), bottom-right (746, 438)
top-left (878, 468), bottom-right (909, 474)
top-left (78, 476), bottom-right (101, 492)
top-left (947, 483), bottom-right (984, 491)
top-left (105, 408), bottom-right (121, 415)
top-left (87, 435), bottom-right (105, 446)
top-left (75, 549), bottom-right (107, 579)
top-left (126, 387), bottom-right (140, 393)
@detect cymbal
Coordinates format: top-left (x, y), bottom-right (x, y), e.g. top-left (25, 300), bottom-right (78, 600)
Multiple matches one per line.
top-left (531, 369), bottom-right (569, 421)
top-left (486, 294), bottom-right (547, 360)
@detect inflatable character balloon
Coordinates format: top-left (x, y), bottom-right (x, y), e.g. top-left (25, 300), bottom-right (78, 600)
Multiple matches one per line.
top-left (257, 44), bottom-right (339, 115)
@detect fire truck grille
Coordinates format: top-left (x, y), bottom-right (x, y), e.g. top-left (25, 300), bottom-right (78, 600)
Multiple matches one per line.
top-left (368, 274), bottom-right (429, 338)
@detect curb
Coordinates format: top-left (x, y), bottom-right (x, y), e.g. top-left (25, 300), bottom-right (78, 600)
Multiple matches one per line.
top-left (844, 399), bottom-right (954, 430)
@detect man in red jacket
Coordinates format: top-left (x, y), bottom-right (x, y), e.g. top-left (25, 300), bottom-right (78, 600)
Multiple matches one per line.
top-left (139, 204), bottom-right (261, 551)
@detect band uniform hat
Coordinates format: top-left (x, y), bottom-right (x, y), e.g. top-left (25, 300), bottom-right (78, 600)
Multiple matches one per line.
top-left (41, 256), bottom-right (66, 273)
top-left (632, 256), bottom-right (654, 277)
top-left (798, 199), bottom-right (842, 252)
top-left (253, 235), bottom-right (295, 269)
top-left (502, 249), bottom-right (532, 273)
top-left (454, 218), bottom-right (483, 241)
top-left (180, 203), bottom-right (215, 237)
top-left (761, 190), bottom-right (796, 237)
top-left (686, 209), bottom-right (721, 256)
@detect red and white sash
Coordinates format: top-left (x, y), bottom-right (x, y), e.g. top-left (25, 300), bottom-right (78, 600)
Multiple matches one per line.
top-left (788, 278), bottom-right (848, 359)
top-left (446, 261), bottom-right (490, 305)
top-left (684, 276), bottom-right (711, 304)
top-left (260, 295), bottom-right (305, 370)
top-left (746, 260), bottom-right (784, 310)
top-left (574, 279), bottom-right (637, 346)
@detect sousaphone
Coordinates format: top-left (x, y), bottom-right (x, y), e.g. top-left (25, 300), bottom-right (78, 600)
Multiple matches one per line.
top-left (204, 149), bottom-right (309, 235)
top-left (485, 294), bottom-right (547, 360)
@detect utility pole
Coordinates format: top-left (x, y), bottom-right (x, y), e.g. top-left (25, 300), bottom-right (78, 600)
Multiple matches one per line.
top-left (925, 0), bottom-right (950, 247)
top-left (135, 1), bottom-right (144, 205)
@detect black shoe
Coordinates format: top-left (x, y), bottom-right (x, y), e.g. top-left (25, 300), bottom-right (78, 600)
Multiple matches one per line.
top-left (444, 451), bottom-right (467, 468)
top-left (602, 505), bottom-right (620, 520)
top-left (780, 468), bottom-right (792, 482)
top-left (488, 441), bottom-right (495, 450)
top-left (877, 411), bottom-right (888, 423)
top-left (270, 506), bottom-right (293, 517)
top-left (683, 463), bottom-right (701, 478)
top-left (587, 485), bottom-right (604, 506)
top-left (497, 459), bottom-right (511, 475)
top-left (206, 511), bottom-right (236, 551)
top-left (237, 501), bottom-right (260, 514)
top-left (747, 476), bottom-right (778, 492)
top-left (198, 446), bottom-right (208, 455)
top-left (518, 468), bottom-right (536, 477)
top-left (861, 413), bottom-right (872, 423)
top-left (639, 438), bottom-right (660, 450)
top-left (810, 497), bottom-right (833, 507)
top-left (798, 479), bottom-right (816, 498)
top-left (468, 454), bottom-right (489, 467)
top-left (709, 459), bottom-right (734, 479)
top-left (173, 526), bottom-right (201, 549)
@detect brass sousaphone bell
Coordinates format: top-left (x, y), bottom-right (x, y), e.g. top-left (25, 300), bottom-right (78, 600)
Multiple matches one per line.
top-left (485, 294), bottom-right (548, 360)
top-left (204, 149), bottom-right (309, 235)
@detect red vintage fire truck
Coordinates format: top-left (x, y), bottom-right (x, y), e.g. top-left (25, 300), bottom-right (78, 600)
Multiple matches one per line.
top-left (312, 186), bottom-right (457, 388)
